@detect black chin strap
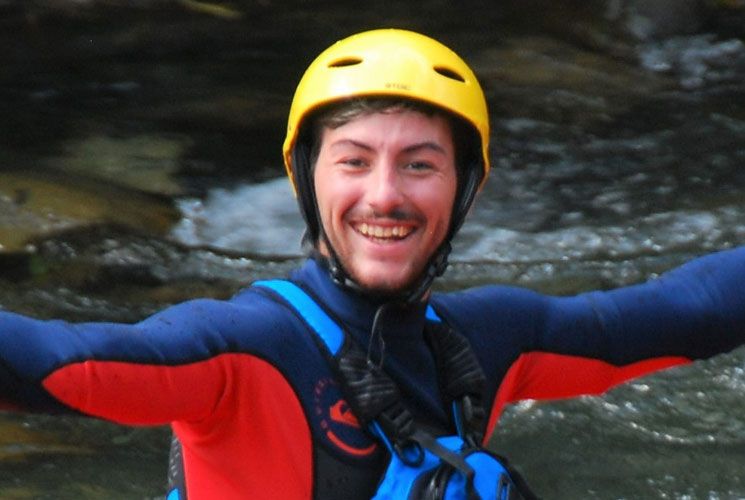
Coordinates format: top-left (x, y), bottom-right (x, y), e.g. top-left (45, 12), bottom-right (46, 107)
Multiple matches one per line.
top-left (319, 236), bottom-right (452, 307)
top-left (291, 127), bottom-right (482, 307)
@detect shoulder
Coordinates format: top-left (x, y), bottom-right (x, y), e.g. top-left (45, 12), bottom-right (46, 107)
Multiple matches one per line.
top-left (147, 285), bottom-right (296, 325)
top-left (430, 284), bottom-right (550, 325)
top-left (130, 285), bottom-right (317, 361)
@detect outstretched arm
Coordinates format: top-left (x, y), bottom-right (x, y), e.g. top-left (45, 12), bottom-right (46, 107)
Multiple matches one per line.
top-left (494, 246), bottom-right (745, 425)
top-left (546, 246), bottom-right (745, 361)
top-left (436, 246), bottom-right (745, 433)
top-left (0, 297), bottom-right (260, 425)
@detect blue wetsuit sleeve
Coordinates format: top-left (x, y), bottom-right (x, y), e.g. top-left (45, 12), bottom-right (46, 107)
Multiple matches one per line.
top-left (538, 246), bottom-right (745, 363)
top-left (0, 296), bottom-right (267, 420)
top-left (440, 246), bottom-right (745, 365)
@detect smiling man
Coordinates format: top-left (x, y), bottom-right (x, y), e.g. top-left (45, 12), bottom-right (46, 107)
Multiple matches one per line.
top-left (313, 106), bottom-right (457, 294)
top-left (2, 29), bottom-right (745, 500)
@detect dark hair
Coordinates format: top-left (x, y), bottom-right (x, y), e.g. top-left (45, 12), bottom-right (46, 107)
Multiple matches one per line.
top-left (307, 97), bottom-right (479, 176)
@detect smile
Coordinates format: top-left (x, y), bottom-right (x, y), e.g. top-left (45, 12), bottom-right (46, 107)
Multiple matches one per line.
top-left (354, 222), bottom-right (414, 240)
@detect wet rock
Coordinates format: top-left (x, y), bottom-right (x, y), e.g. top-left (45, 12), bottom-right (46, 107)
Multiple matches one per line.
top-left (0, 169), bottom-right (179, 253)
top-left (498, 0), bottom-right (736, 58)
top-left (56, 133), bottom-right (189, 196)
top-left (0, 412), bottom-right (168, 499)
top-left (0, 417), bottom-right (92, 462)
top-left (470, 35), bottom-right (672, 127)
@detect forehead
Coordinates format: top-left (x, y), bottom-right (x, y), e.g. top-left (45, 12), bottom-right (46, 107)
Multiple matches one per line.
top-left (319, 109), bottom-right (454, 152)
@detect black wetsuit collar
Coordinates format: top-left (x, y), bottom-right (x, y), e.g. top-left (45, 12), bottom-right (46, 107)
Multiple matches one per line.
top-left (291, 257), bottom-right (429, 351)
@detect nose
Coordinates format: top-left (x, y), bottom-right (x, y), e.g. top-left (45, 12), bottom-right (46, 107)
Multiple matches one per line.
top-left (365, 161), bottom-right (405, 214)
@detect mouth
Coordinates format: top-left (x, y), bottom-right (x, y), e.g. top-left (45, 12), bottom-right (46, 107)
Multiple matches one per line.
top-left (353, 222), bottom-right (415, 241)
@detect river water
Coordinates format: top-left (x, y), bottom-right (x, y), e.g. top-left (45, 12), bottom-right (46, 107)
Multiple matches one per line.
top-left (1, 3), bottom-right (745, 498)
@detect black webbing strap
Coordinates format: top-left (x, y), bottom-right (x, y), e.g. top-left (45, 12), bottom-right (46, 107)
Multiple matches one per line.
top-left (412, 429), bottom-right (480, 500)
top-left (331, 314), bottom-right (489, 465)
top-left (424, 321), bottom-right (488, 446)
top-left (334, 336), bottom-right (417, 449)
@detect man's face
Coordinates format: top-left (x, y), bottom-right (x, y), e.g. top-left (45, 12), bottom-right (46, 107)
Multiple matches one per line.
top-left (313, 110), bottom-right (457, 294)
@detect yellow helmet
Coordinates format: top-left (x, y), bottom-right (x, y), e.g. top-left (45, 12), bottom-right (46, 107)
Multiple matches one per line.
top-left (282, 28), bottom-right (490, 194)
top-left (283, 29), bottom-right (490, 301)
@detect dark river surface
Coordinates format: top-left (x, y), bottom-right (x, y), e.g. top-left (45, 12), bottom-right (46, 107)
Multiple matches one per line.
top-left (1, 2), bottom-right (745, 498)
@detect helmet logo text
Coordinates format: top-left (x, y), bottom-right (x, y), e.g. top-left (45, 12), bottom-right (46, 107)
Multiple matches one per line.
top-left (385, 82), bottom-right (411, 91)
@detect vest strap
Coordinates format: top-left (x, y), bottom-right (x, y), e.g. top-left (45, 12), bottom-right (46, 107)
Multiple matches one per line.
top-left (254, 280), bottom-right (486, 451)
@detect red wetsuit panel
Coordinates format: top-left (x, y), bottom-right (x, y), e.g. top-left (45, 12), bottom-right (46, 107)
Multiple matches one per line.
top-left (485, 352), bottom-right (691, 438)
top-left (42, 354), bottom-right (313, 499)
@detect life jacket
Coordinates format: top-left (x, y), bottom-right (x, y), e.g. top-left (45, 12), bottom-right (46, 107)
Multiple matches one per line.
top-left (256, 280), bottom-right (538, 500)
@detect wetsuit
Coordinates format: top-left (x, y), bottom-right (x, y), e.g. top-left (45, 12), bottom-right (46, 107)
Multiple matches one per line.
top-left (1, 247), bottom-right (745, 499)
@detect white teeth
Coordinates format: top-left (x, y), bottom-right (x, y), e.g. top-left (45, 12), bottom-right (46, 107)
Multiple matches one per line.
top-left (356, 223), bottom-right (411, 239)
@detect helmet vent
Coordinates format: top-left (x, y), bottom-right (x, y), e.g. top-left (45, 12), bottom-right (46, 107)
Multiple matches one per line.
top-left (433, 66), bottom-right (465, 83)
top-left (328, 57), bottom-right (363, 68)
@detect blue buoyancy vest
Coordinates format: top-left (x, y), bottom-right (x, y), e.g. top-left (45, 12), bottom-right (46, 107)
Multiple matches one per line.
top-left (255, 280), bottom-right (538, 500)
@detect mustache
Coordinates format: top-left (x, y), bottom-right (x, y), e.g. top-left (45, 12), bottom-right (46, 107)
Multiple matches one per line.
top-left (354, 208), bottom-right (423, 222)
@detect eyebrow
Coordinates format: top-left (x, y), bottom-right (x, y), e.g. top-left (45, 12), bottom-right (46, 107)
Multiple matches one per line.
top-left (329, 139), bottom-right (449, 156)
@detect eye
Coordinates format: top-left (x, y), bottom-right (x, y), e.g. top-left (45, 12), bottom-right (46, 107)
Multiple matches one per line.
top-left (341, 157), bottom-right (368, 168)
top-left (405, 161), bottom-right (434, 171)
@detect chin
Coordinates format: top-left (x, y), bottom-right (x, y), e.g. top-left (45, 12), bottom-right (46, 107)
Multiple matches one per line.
top-left (352, 267), bottom-right (420, 297)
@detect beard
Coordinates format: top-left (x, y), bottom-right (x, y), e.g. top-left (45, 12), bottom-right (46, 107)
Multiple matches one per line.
top-left (316, 237), bottom-right (440, 303)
